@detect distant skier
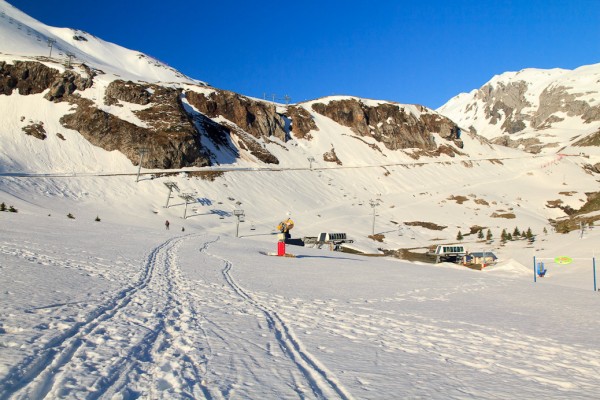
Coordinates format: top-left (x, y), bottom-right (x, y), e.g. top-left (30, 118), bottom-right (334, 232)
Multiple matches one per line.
top-left (165, 220), bottom-right (170, 230)
top-left (181, 226), bottom-right (185, 232)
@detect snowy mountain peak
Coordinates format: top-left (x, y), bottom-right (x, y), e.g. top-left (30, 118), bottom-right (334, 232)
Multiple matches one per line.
top-left (438, 63), bottom-right (600, 154)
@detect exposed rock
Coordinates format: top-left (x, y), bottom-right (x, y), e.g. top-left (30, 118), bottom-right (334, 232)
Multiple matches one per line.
top-left (531, 86), bottom-right (597, 129)
top-left (60, 96), bottom-right (210, 169)
top-left (186, 90), bottom-right (288, 142)
top-left (404, 221), bottom-right (447, 230)
top-left (490, 212), bottom-right (516, 219)
top-left (104, 80), bottom-right (152, 106)
top-left (311, 99), bottom-right (459, 151)
top-left (583, 162), bottom-right (600, 174)
top-left (573, 128), bottom-right (600, 147)
top-left (0, 61), bottom-right (59, 96)
top-left (476, 81), bottom-right (531, 132)
top-left (287, 105), bottom-right (318, 139)
top-left (44, 68), bottom-right (94, 102)
top-left (22, 123), bottom-right (46, 140)
top-left (323, 147), bottom-right (342, 165)
top-left (222, 122), bottom-right (279, 164)
top-left (491, 135), bottom-right (555, 154)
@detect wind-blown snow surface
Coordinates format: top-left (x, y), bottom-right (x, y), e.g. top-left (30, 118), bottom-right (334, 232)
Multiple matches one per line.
top-left (1, 212), bottom-right (599, 399)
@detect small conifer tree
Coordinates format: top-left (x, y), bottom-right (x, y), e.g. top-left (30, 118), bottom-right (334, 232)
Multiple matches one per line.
top-left (95, 216), bottom-right (101, 222)
top-left (486, 229), bottom-right (493, 242)
top-left (501, 229), bottom-right (508, 243)
top-left (457, 231), bottom-right (463, 241)
top-left (513, 227), bottom-right (520, 237)
top-left (0, 202), bottom-right (6, 212)
top-left (478, 230), bottom-right (484, 240)
top-left (8, 206), bottom-right (17, 213)
top-left (526, 227), bottom-right (534, 240)
top-left (543, 227), bottom-right (548, 235)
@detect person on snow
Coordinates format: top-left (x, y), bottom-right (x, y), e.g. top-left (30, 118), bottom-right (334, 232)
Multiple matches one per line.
top-left (165, 220), bottom-right (170, 230)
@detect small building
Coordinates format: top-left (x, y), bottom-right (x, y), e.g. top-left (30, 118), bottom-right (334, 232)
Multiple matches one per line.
top-left (428, 245), bottom-right (467, 263)
top-left (466, 252), bottom-right (498, 266)
top-left (302, 233), bottom-right (354, 251)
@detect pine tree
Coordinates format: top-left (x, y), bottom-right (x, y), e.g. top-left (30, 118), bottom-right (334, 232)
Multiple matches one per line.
top-left (486, 229), bottom-right (493, 242)
top-left (457, 231), bottom-right (463, 241)
top-left (507, 232), bottom-right (513, 241)
top-left (513, 227), bottom-right (520, 237)
top-left (501, 229), bottom-right (508, 243)
top-left (526, 227), bottom-right (534, 241)
top-left (0, 202), bottom-right (5, 212)
top-left (477, 230), bottom-right (484, 240)
top-left (8, 206), bottom-right (17, 213)
top-left (543, 227), bottom-right (548, 235)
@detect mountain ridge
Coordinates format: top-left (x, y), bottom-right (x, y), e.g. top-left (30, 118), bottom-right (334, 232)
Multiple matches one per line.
top-left (1, 0), bottom-right (600, 254)
top-left (438, 63), bottom-right (600, 154)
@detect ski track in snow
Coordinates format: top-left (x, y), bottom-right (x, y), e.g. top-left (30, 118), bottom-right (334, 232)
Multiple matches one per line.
top-left (200, 236), bottom-right (352, 400)
top-left (0, 236), bottom-right (212, 399)
top-left (2, 235), bottom-right (600, 398)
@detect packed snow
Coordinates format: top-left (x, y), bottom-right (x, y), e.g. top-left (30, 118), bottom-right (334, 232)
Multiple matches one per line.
top-left (1, 211), bottom-right (599, 399)
top-left (2, 0), bottom-right (600, 398)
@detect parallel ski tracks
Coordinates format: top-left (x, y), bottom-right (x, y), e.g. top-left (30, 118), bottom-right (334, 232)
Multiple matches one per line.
top-left (0, 236), bottom-right (209, 399)
top-left (202, 237), bottom-right (353, 400)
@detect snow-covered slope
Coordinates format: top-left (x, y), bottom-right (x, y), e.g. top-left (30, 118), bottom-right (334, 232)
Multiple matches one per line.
top-left (438, 64), bottom-right (600, 154)
top-left (0, 0), bottom-right (201, 84)
top-left (2, 2), bottom-right (600, 398)
top-left (0, 0), bottom-right (598, 254)
top-left (1, 213), bottom-right (599, 399)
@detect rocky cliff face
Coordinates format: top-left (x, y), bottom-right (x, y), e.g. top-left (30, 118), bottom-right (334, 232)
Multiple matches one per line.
top-left (311, 98), bottom-right (461, 151)
top-left (2, 60), bottom-right (469, 170)
top-left (1, 61), bottom-right (59, 95)
top-left (439, 64), bottom-right (600, 153)
top-left (186, 90), bottom-right (288, 142)
top-left (65, 80), bottom-right (210, 169)
top-left (287, 105), bottom-right (319, 139)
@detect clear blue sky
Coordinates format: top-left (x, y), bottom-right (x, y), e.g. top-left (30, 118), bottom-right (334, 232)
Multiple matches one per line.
top-left (8, 0), bottom-right (600, 108)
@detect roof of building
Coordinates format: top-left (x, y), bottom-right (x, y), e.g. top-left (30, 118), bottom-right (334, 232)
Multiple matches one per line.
top-left (469, 252), bottom-right (497, 259)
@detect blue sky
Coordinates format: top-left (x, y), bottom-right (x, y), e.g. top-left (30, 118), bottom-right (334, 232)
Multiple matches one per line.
top-left (8, 0), bottom-right (600, 108)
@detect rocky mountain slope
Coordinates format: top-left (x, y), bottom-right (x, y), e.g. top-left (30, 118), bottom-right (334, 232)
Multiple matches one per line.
top-left (0, 0), bottom-right (473, 173)
top-left (1, 0), bottom-right (600, 254)
top-left (438, 64), bottom-right (600, 154)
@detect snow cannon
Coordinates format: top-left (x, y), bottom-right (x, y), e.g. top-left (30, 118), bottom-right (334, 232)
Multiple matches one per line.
top-left (277, 218), bottom-right (294, 235)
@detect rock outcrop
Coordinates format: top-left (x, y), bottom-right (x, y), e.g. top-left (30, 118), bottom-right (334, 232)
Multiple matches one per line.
top-left (0, 61), bottom-right (59, 95)
top-left (475, 81), bottom-right (531, 134)
top-left (22, 122), bottom-right (47, 140)
top-left (311, 99), bottom-right (460, 151)
top-left (2, 60), bottom-right (473, 170)
top-left (287, 105), bottom-right (319, 139)
top-left (186, 90), bottom-right (288, 142)
top-left (104, 80), bottom-right (152, 106)
top-left (60, 95), bottom-right (210, 169)
top-left (44, 67), bottom-right (94, 102)
top-left (323, 147), bottom-right (342, 165)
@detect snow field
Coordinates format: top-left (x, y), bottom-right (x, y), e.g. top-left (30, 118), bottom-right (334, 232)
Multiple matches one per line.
top-left (2, 204), bottom-right (600, 398)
